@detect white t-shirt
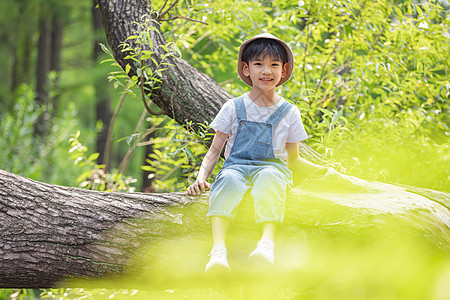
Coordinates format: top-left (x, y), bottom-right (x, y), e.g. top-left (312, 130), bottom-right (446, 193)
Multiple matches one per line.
top-left (210, 93), bottom-right (308, 161)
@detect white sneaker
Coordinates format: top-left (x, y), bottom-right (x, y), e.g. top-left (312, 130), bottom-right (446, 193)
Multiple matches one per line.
top-left (248, 239), bottom-right (274, 264)
top-left (205, 245), bottom-right (231, 272)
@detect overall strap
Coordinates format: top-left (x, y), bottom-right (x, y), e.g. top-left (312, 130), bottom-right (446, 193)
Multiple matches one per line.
top-left (266, 101), bottom-right (294, 126)
top-left (234, 96), bottom-right (247, 121)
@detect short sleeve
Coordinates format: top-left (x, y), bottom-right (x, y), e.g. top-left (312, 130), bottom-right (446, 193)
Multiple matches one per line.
top-left (286, 106), bottom-right (308, 143)
top-left (209, 99), bottom-right (235, 135)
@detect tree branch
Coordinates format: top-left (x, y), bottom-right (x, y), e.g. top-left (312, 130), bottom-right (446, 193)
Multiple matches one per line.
top-left (157, 0), bottom-right (170, 16)
top-left (103, 81), bottom-right (130, 171)
top-left (157, 0), bottom-right (179, 21)
top-left (160, 15), bottom-right (208, 25)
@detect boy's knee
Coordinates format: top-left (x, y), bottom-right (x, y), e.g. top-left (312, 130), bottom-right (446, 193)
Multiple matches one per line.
top-left (252, 167), bottom-right (287, 190)
top-left (251, 168), bottom-right (288, 205)
top-left (214, 168), bottom-right (246, 189)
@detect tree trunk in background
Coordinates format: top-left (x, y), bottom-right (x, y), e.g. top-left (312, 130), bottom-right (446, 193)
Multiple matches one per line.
top-left (34, 5), bottom-right (64, 139)
top-left (95, 96), bottom-right (112, 166)
top-left (34, 13), bottom-right (52, 139)
top-left (93, 0), bottom-right (112, 167)
top-left (11, 0), bottom-right (34, 93)
top-left (50, 14), bottom-right (63, 117)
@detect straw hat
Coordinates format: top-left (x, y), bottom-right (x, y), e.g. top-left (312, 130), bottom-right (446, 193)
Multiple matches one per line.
top-left (237, 33), bottom-right (294, 87)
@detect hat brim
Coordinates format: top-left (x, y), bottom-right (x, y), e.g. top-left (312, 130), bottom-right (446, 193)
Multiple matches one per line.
top-left (237, 33), bottom-right (294, 87)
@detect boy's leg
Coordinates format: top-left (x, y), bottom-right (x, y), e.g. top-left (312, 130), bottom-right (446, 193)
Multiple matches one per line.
top-left (206, 167), bottom-right (251, 272)
top-left (261, 222), bottom-right (277, 243)
top-left (249, 166), bottom-right (290, 264)
top-left (211, 216), bottom-right (230, 247)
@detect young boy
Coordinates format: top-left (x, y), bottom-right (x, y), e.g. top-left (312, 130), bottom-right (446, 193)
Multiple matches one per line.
top-left (187, 33), bottom-right (325, 272)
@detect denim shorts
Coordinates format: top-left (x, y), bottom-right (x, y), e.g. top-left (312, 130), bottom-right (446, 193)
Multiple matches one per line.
top-left (207, 164), bottom-right (292, 224)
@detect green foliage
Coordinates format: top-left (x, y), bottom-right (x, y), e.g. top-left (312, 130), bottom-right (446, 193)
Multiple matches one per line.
top-left (141, 117), bottom-right (219, 192)
top-left (68, 131), bottom-right (137, 192)
top-left (286, 0), bottom-right (450, 190)
top-left (1, 289), bottom-right (43, 300)
top-left (2, 288), bottom-right (141, 299)
top-left (0, 83), bottom-right (82, 186)
top-left (101, 14), bottom-right (179, 109)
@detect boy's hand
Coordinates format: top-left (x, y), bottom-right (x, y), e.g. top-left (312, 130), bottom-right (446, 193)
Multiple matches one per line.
top-left (187, 179), bottom-right (211, 195)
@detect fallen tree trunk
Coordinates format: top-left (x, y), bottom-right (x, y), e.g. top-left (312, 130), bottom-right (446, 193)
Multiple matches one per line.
top-left (1, 169), bottom-right (449, 288)
top-left (0, 169), bottom-right (206, 288)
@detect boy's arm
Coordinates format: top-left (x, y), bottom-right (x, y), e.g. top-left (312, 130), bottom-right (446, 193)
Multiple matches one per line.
top-left (186, 130), bottom-right (229, 195)
top-left (286, 142), bottom-right (327, 184)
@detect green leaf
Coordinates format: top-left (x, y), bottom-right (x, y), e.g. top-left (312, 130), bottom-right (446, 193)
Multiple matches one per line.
top-left (318, 108), bottom-right (333, 117)
top-left (331, 110), bottom-right (343, 126)
top-left (141, 54), bottom-right (153, 60)
top-left (184, 148), bottom-right (195, 162)
top-left (141, 165), bottom-right (153, 171)
top-left (172, 45), bottom-right (182, 57)
top-left (99, 43), bottom-right (110, 54)
top-left (88, 153), bottom-right (100, 162)
top-left (126, 35), bottom-right (139, 40)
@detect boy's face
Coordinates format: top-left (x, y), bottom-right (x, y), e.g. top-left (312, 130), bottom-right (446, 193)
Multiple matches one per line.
top-left (242, 55), bottom-right (287, 90)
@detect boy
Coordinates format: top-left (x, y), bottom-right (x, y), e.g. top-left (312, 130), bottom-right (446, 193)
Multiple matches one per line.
top-left (187, 33), bottom-right (325, 272)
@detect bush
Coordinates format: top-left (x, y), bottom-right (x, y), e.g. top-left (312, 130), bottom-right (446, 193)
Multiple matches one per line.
top-left (0, 84), bottom-right (82, 186)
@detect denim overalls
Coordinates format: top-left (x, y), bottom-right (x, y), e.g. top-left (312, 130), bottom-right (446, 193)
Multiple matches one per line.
top-left (208, 96), bottom-right (294, 224)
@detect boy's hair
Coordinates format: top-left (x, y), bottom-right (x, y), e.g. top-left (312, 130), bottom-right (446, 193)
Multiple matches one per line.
top-left (241, 38), bottom-right (288, 65)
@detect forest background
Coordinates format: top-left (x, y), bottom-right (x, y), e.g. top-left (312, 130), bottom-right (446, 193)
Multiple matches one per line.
top-left (0, 0), bottom-right (449, 298)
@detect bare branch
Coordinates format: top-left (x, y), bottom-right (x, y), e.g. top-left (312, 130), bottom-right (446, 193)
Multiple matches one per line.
top-left (157, 0), bottom-right (179, 21)
top-left (103, 81), bottom-right (131, 171)
top-left (160, 15), bottom-right (208, 25)
top-left (157, 0), bottom-right (170, 16)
